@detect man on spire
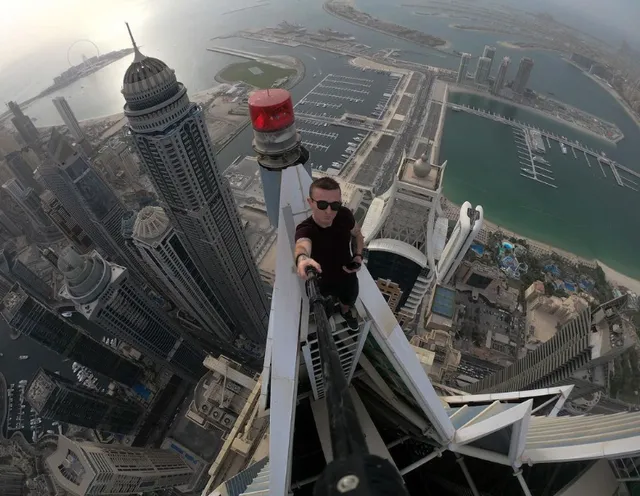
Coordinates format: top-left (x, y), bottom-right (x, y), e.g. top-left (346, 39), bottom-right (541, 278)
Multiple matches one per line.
top-left (294, 177), bottom-right (364, 331)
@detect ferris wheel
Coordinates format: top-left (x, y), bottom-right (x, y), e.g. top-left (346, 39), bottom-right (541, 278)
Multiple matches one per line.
top-left (67, 39), bottom-right (100, 68)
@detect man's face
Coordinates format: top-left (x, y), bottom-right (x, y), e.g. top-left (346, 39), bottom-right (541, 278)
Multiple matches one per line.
top-left (308, 187), bottom-right (342, 226)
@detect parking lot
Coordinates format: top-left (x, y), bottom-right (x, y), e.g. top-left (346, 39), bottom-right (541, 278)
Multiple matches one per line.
top-left (455, 291), bottom-right (522, 350)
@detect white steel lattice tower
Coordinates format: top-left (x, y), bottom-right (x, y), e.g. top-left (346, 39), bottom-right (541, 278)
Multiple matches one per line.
top-left (121, 26), bottom-right (268, 344)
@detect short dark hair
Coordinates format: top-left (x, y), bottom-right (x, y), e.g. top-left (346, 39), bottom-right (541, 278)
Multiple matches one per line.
top-left (309, 177), bottom-right (340, 198)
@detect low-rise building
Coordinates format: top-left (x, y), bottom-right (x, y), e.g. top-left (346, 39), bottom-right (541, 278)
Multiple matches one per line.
top-left (186, 356), bottom-right (260, 437)
top-left (410, 329), bottom-right (461, 383)
top-left (425, 285), bottom-right (458, 332)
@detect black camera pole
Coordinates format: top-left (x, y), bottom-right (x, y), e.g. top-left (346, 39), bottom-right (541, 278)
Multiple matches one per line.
top-left (305, 268), bottom-right (410, 496)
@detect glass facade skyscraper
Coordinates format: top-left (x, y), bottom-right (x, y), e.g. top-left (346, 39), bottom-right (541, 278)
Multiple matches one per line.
top-left (122, 33), bottom-right (269, 346)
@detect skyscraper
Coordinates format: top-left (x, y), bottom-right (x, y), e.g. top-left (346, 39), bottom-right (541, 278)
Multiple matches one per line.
top-left (474, 56), bottom-right (492, 84)
top-left (0, 247), bottom-right (53, 302)
top-left (58, 247), bottom-right (206, 380)
top-left (7, 101), bottom-right (39, 148)
top-left (47, 435), bottom-right (193, 495)
top-left (2, 179), bottom-right (61, 240)
top-left (40, 190), bottom-right (94, 253)
top-left (4, 151), bottom-right (43, 194)
top-left (37, 131), bottom-right (121, 258)
top-left (26, 369), bottom-right (143, 433)
top-left (492, 56), bottom-right (511, 95)
top-left (132, 206), bottom-right (235, 351)
top-left (361, 153), bottom-right (450, 328)
top-left (122, 26), bottom-right (269, 344)
top-left (436, 201), bottom-right (484, 285)
top-left (1, 284), bottom-right (143, 386)
top-left (513, 57), bottom-right (534, 94)
top-left (38, 130), bottom-right (172, 296)
top-left (482, 45), bottom-right (497, 74)
top-left (52, 97), bottom-right (85, 142)
top-left (456, 53), bottom-right (471, 83)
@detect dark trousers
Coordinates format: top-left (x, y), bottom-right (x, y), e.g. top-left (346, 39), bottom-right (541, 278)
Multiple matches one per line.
top-left (318, 273), bottom-right (359, 308)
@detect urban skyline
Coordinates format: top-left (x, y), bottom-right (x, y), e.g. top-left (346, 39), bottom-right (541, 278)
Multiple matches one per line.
top-left (121, 26), bottom-right (269, 348)
top-left (0, 6), bottom-right (638, 496)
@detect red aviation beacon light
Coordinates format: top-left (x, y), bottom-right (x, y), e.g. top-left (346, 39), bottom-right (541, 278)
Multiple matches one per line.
top-left (248, 88), bottom-right (295, 132)
top-left (248, 89), bottom-right (308, 171)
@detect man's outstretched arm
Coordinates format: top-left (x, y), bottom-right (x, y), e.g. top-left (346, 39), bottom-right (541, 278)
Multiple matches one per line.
top-left (351, 223), bottom-right (364, 262)
top-left (295, 237), bottom-right (321, 279)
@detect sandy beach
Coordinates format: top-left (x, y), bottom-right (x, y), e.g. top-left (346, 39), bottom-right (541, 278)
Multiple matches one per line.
top-left (443, 199), bottom-right (640, 293)
top-left (477, 214), bottom-right (597, 267)
top-left (597, 261), bottom-right (640, 294)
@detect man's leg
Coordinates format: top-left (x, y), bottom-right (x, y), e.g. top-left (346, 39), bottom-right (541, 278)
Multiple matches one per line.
top-left (337, 274), bottom-right (359, 330)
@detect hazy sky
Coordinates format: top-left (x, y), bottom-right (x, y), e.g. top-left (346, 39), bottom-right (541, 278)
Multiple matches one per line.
top-left (0, 0), bottom-right (151, 70)
top-left (524, 0), bottom-right (640, 44)
top-left (0, 0), bottom-right (638, 98)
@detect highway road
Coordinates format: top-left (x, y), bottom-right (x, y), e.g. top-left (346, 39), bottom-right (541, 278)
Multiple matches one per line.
top-left (373, 70), bottom-right (435, 194)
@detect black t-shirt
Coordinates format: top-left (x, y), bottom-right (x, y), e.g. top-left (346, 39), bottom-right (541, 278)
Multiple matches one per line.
top-left (295, 207), bottom-right (355, 282)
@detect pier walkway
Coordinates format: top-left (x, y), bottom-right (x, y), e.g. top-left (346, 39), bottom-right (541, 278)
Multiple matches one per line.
top-left (449, 103), bottom-right (639, 192)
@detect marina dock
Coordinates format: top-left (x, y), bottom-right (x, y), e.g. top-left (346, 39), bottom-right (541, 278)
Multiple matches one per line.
top-left (449, 103), bottom-right (639, 192)
top-left (513, 129), bottom-right (557, 188)
top-left (597, 159), bottom-right (607, 178)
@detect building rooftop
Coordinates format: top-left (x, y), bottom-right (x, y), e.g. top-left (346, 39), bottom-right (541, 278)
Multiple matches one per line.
top-left (133, 206), bottom-right (171, 243)
top-left (25, 369), bottom-right (57, 412)
top-left (399, 154), bottom-right (443, 191)
top-left (431, 285), bottom-right (456, 319)
top-left (0, 284), bottom-right (27, 322)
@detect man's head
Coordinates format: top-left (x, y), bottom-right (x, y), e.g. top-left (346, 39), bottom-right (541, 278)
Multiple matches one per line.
top-left (308, 177), bottom-right (342, 227)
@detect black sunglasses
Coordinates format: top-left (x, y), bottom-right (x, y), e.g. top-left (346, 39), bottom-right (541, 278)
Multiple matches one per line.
top-left (311, 198), bottom-right (342, 211)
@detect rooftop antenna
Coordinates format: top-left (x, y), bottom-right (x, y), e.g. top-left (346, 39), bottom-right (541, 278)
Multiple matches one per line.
top-left (125, 22), bottom-right (145, 62)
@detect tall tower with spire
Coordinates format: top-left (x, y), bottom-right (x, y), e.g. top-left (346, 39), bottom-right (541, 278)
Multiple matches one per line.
top-left (121, 25), bottom-right (269, 346)
top-left (58, 246), bottom-right (206, 381)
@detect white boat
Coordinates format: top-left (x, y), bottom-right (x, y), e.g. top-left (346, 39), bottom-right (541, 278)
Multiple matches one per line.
top-left (533, 156), bottom-right (550, 165)
top-left (560, 143), bottom-right (568, 154)
top-left (18, 356), bottom-right (29, 360)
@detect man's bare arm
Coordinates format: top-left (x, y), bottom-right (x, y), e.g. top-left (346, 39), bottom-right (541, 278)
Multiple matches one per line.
top-left (351, 224), bottom-right (364, 259)
top-left (295, 238), bottom-right (312, 260)
top-left (295, 238), bottom-right (321, 279)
